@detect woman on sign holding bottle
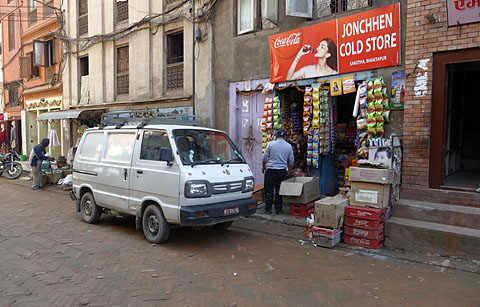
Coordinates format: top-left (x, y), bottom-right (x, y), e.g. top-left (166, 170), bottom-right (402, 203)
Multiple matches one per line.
top-left (286, 38), bottom-right (338, 81)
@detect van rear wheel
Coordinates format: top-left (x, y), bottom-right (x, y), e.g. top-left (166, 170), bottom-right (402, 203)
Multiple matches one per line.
top-left (80, 192), bottom-right (101, 224)
top-left (213, 221), bottom-right (233, 230)
top-left (142, 205), bottom-right (170, 243)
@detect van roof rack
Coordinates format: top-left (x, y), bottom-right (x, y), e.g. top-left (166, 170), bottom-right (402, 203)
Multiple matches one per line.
top-left (100, 109), bottom-right (203, 127)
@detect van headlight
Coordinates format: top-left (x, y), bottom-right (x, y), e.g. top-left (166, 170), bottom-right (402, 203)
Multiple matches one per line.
top-left (185, 180), bottom-right (211, 198)
top-left (243, 177), bottom-right (254, 193)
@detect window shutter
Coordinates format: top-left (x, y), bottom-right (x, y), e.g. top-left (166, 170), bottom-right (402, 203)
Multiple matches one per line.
top-left (238, 0), bottom-right (255, 34)
top-left (20, 56), bottom-right (31, 78)
top-left (33, 40), bottom-right (47, 66)
top-left (286, 0), bottom-right (313, 18)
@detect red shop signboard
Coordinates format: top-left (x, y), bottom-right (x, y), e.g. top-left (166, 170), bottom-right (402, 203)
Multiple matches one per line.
top-left (269, 3), bottom-right (401, 83)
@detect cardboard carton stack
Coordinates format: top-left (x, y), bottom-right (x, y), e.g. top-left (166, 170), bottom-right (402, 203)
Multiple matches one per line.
top-left (309, 195), bottom-right (349, 248)
top-left (279, 177), bottom-right (321, 217)
top-left (344, 167), bottom-right (394, 249)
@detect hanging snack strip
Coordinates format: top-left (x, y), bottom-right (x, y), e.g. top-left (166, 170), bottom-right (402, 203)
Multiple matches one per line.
top-left (261, 97), bottom-right (274, 153)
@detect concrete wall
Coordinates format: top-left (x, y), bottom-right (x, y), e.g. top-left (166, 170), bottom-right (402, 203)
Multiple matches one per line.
top-left (402, 0), bottom-right (480, 187)
top-left (63, 0), bottom-right (213, 124)
top-left (213, 0), bottom-right (407, 134)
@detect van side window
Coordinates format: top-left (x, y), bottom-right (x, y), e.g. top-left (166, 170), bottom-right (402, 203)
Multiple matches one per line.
top-left (79, 133), bottom-right (104, 160)
top-left (140, 130), bottom-right (171, 161)
top-left (104, 133), bottom-right (136, 162)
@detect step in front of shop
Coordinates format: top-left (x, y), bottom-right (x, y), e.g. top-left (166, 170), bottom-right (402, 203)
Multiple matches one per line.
top-left (393, 199), bottom-right (480, 230)
top-left (400, 186), bottom-right (480, 208)
top-left (385, 217), bottom-right (480, 260)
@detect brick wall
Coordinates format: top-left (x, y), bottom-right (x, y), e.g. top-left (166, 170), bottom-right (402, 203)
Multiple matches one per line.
top-left (403, 0), bottom-right (480, 187)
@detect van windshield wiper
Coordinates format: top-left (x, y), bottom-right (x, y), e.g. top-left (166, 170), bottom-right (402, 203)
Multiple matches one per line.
top-left (191, 159), bottom-right (220, 167)
top-left (221, 158), bottom-right (243, 166)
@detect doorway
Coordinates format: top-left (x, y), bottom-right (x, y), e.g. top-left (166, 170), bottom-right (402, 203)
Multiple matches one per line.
top-left (444, 61), bottom-right (480, 189)
top-left (431, 48), bottom-right (480, 190)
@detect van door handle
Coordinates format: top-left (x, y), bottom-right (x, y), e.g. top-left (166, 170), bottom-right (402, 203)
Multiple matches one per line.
top-left (137, 170), bottom-right (143, 174)
top-left (124, 168), bottom-right (128, 180)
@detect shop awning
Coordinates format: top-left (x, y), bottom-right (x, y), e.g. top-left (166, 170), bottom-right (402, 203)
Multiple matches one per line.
top-left (37, 110), bottom-right (86, 121)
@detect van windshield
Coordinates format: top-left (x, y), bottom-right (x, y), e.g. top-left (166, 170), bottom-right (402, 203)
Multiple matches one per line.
top-left (173, 129), bottom-right (246, 166)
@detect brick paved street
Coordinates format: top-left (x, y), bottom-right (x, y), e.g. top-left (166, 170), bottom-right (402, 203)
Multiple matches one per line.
top-left (0, 178), bottom-right (479, 307)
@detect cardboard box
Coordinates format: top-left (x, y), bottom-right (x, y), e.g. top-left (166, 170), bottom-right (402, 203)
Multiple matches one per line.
top-left (279, 177), bottom-right (321, 204)
top-left (349, 167), bottom-right (394, 184)
top-left (350, 182), bottom-right (391, 209)
top-left (314, 195), bottom-right (349, 228)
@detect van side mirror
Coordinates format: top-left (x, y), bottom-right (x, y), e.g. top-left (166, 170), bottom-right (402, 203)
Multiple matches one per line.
top-left (160, 147), bottom-right (173, 166)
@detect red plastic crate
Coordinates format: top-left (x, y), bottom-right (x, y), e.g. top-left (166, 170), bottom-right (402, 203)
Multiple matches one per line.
top-left (344, 226), bottom-right (384, 240)
top-left (289, 201), bottom-right (315, 211)
top-left (344, 234), bottom-right (384, 249)
top-left (344, 216), bottom-right (385, 230)
top-left (290, 206), bottom-right (315, 217)
top-left (311, 225), bottom-right (342, 237)
top-left (345, 205), bottom-right (386, 220)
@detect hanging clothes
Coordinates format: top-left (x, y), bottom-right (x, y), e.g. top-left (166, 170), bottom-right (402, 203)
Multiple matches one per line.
top-left (48, 129), bottom-right (61, 148)
top-left (10, 125), bottom-right (16, 149)
top-left (0, 129), bottom-right (7, 147)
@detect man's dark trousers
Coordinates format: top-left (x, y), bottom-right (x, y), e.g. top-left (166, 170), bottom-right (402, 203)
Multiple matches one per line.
top-left (264, 169), bottom-right (287, 213)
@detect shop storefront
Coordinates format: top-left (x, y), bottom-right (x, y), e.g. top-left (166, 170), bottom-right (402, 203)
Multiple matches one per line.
top-left (230, 4), bottom-right (404, 196)
top-left (24, 97), bottom-right (62, 157)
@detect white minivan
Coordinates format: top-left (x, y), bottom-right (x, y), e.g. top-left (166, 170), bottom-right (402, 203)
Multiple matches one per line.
top-left (71, 116), bottom-right (257, 243)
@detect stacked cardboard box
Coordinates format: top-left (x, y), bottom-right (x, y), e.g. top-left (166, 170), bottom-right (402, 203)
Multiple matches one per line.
top-left (308, 195), bottom-right (349, 248)
top-left (279, 177), bottom-right (321, 217)
top-left (344, 167), bottom-right (393, 249)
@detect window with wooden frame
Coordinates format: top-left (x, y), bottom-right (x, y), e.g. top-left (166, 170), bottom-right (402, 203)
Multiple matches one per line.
top-left (28, 52), bottom-right (39, 78)
top-left (8, 16), bottom-right (15, 51)
top-left (44, 0), bottom-right (55, 17)
top-left (28, 0), bottom-right (37, 26)
top-left (117, 46), bottom-right (129, 95)
top-left (236, 0), bottom-right (278, 35)
top-left (7, 85), bottom-right (19, 106)
top-left (313, 0), bottom-right (370, 18)
top-left (80, 56), bottom-right (89, 76)
top-left (116, 0), bottom-right (128, 23)
top-left (166, 31), bottom-right (184, 90)
top-left (78, 0), bottom-right (88, 36)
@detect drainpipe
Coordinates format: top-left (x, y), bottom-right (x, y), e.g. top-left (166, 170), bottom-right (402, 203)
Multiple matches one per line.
top-left (192, 0), bottom-right (196, 116)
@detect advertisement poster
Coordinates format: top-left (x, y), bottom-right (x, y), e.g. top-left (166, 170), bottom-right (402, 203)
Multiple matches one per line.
top-left (269, 3), bottom-right (401, 83)
top-left (446, 0), bottom-right (480, 26)
top-left (342, 75), bottom-right (356, 94)
top-left (330, 79), bottom-right (343, 96)
top-left (391, 70), bottom-right (405, 110)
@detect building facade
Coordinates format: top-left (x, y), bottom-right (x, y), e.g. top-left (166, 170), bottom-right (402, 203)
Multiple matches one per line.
top-left (402, 0), bottom-right (480, 202)
top-left (60, 0), bottom-right (215, 155)
top-left (0, 0), bottom-right (62, 156)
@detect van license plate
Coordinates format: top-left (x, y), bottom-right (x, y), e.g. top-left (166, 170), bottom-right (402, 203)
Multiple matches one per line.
top-left (223, 207), bottom-right (240, 216)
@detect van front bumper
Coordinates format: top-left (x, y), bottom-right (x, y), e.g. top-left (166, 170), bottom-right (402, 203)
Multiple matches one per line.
top-left (180, 198), bottom-right (257, 226)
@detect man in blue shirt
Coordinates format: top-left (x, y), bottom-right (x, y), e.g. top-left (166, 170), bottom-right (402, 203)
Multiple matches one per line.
top-left (30, 138), bottom-right (50, 190)
top-left (262, 130), bottom-right (294, 214)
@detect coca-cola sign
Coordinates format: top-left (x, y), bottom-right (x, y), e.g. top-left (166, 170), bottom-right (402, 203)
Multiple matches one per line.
top-left (273, 33), bottom-right (301, 49)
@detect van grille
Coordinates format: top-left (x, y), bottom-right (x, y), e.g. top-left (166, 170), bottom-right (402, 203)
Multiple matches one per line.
top-left (211, 181), bottom-right (243, 194)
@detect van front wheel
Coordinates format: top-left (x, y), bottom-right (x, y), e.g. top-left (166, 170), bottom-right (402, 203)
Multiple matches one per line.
top-left (80, 192), bottom-right (101, 224)
top-left (142, 205), bottom-right (170, 244)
